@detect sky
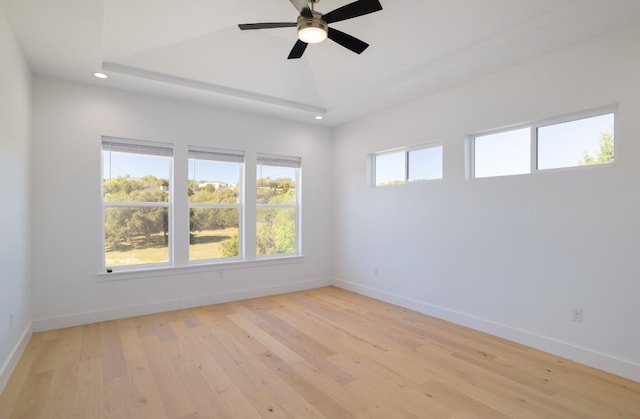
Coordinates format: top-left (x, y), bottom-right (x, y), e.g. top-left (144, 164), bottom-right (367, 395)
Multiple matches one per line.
top-left (103, 152), bottom-right (170, 180)
top-left (474, 127), bottom-right (531, 178)
top-left (536, 113), bottom-right (613, 170)
top-left (189, 159), bottom-right (240, 184)
top-left (102, 152), bottom-right (296, 184)
top-left (375, 146), bottom-right (444, 185)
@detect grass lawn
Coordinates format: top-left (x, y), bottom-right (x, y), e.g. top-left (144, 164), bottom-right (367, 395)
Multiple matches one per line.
top-left (105, 228), bottom-right (238, 266)
top-left (189, 227), bottom-right (238, 260)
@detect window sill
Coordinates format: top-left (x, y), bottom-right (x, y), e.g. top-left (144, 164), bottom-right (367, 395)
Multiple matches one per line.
top-left (96, 255), bottom-right (304, 282)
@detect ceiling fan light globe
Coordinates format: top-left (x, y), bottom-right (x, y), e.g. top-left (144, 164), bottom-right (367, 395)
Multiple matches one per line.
top-left (297, 11), bottom-right (328, 44)
top-left (299, 26), bottom-right (327, 43)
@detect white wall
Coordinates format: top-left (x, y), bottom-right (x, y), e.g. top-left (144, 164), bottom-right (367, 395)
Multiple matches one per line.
top-left (31, 76), bottom-right (334, 330)
top-left (0, 4), bottom-right (32, 392)
top-left (6, 6), bottom-right (640, 391)
top-left (333, 22), bottom-right (640, 381)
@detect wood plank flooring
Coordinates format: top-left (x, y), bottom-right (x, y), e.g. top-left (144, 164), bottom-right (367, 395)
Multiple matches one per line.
top-left (1, 286), bottom-right (639, 418)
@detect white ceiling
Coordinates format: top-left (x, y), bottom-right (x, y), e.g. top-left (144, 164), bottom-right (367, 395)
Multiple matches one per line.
top-left (3, 0), bottom-right (640, 126)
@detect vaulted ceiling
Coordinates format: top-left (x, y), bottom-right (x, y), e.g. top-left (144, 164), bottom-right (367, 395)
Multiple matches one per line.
top-left (3, 0), bottom-right (640, 126)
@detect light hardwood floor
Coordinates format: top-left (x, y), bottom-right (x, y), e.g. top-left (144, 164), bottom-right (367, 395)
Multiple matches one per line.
top-left (1, 286), bottom-right (639, 418)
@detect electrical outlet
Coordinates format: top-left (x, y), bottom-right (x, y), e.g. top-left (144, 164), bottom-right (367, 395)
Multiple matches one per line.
top-left (9, 312), bottom-right (14, 328)
top-left (572, 309), bottom-right (583, 323)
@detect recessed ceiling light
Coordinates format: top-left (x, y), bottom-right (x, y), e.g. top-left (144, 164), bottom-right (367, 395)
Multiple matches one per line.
top-left (315, 115), bottom-right (324, 120)
top-left (93, 72), bottom-right (108, 79)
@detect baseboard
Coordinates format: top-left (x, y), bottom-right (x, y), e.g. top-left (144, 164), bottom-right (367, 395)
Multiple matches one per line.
top-left (34, 278), bottom-right (332, 332)
top-left (0, 321), bottom-right (33, 395)
top-left (334, 278), bottom-right (640, 383)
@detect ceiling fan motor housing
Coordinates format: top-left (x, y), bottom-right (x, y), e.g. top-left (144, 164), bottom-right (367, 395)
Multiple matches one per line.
top-left (297, 11), bottom-right (328, 43)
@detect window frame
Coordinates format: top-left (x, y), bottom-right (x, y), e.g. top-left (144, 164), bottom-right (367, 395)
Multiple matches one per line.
top-left (187, 146), bottom-right (244, 264)
top-left (99, 141), bottom-right (307, 279)
top-left (101, 136), bottom-right (174, 271)
top-left (372, 143), bottom-right (444, 187)
top-left (256, 153), bottom-right (302, 258)
top-left (469, 124), bottom-right (532, 179)
top-left (470, 107), bottom-right (616, 179)
top-left (535, 110), bottom-right (615, 171)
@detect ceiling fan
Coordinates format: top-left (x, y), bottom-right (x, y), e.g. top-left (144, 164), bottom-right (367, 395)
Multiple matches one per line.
top-left (238, 0), bottom-right (383, 59)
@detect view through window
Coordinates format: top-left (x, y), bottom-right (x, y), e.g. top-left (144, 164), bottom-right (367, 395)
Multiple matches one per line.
top-left (374, 144), bottom-right (443, 186)
top-left (102, 139), bottom-right (303, 271)
top-left (537, 113), bottom-right (614, 170)
top-left (408, 146), bottom-right (444, 182)
top-left (102, 139), bottom-right (172, 268)
top-left (188, 147), bottom-right (243, 262)
top-left (472, 111), bottom-right (614, 178)
top-left (474, 128), bottom-right (531, 178)
top-left (256, 154), bottom-right (300, 257)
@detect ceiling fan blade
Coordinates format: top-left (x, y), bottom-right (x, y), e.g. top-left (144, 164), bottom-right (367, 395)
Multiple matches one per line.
top-left (288, 40), bottom-right (308, 59)
top-left (289, 0), bottom-right (312, 17)
top-left (238, 22), bottom-right (296, 30)
top-left (327, 27), bottom-right (369, 54)
top-left (323, 0), bottom-right (383, 24)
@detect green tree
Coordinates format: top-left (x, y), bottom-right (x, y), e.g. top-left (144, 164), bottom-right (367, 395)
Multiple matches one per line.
top-left (104, 175), bottom-right (170, 249)
top-left (256, 208), bottom-right (296, 255)
top-left (221, 234), bottom-right (240, 257)
top-left (257, 177), bottom-right (295, 204)
top-left (105, 207), bottom-right (168, 249)
top-left (256, 175), bottom-right (297, 255)
top-left (580, 131), bottom-right (614, 165)
top-left (272, 209), bottom-right (296, 253)
top-left (188, 184), bottom-right (240, 242)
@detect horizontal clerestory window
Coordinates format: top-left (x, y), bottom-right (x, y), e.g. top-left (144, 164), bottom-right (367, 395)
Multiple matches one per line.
top-left (471, 109), bottom-right (615, 178)
top-left (373, 144), bottom-right (443, 187)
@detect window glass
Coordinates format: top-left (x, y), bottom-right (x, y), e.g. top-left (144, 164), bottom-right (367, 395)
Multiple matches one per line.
top-left (188, 149), bottom-right (242, 262)
top-left (189, 208), bottom-right (239, 259)
top-left (257, 165), bottom-right (297, 205)
top-left (257, 208), bottom-right (296, 256)
top-left (102, 140), bottom-right (171, 268)
top-left (103, 152), bottom-right (170, 202)
top-left (256, 155), bottom-right (300, 257)
top-left (375, 151), bottom-right (405, 186)
top-left (104, 207), bottom-right (170, 267)
top-left (474, 127), bottom-right (531, 178)
top-left (188, 159), bottom-right (240, 204)
top-left (408, 146), bottom-right (443, 181)
top-left (537, 113), bottom-right (614, 170)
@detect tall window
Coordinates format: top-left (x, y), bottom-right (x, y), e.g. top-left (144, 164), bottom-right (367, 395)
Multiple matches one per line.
top-left (188, 147), bottom-right (243, 262)
top-left (374, 144), bottom-right (443, 186)
top-left (102, 138), bottom-right (172, 269)
top-left (256, 153), bottom-right (301, 257)
top-left (471, 110), bottom-right (615, 178)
